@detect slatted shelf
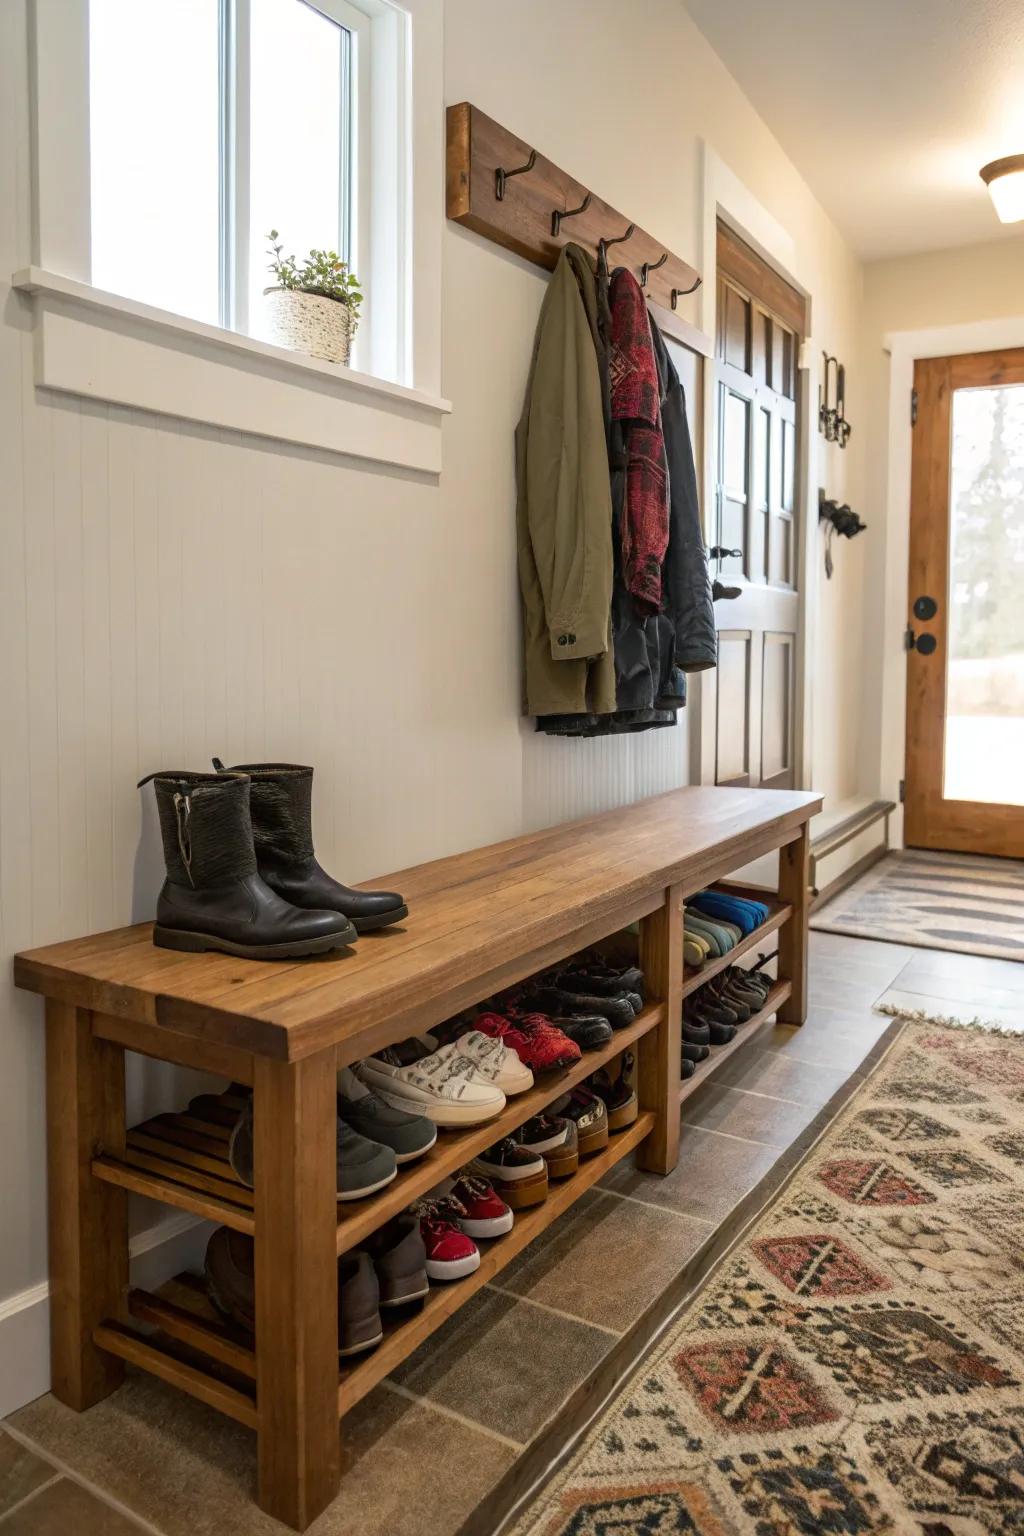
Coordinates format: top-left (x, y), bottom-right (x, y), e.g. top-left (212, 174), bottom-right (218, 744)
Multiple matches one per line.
top-left (88, 1005), bottom-right (663, 1255)
top-left (682, 888), bottom-right (791, 998)
top-left (679, 979), bottom-right (792, 1105)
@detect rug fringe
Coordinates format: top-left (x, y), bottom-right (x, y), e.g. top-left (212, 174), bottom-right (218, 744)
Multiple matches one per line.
top-left (873, 1002), bottom-right (1019, 1038)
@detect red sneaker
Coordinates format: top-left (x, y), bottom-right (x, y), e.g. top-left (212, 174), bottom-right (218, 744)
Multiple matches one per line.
top-left (412, 1197), bottom-right (481, 1280)
top-left (474, 1010), bottom-right (581, 1072)
top-left (448, 1173), bottom-right (514, 1238)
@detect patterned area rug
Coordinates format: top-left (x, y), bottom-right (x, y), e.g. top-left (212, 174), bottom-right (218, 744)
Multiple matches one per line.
top-left (510, 1019), bottom-right (1024, 1535)
top-left (811, 849), bottom-right (1024, 961)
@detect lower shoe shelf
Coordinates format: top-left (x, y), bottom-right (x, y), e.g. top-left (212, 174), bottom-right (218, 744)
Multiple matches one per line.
top-left (93, 1110), bottom-right (655, 1428)
top-left (680, 978), bottom-right (792, 1106)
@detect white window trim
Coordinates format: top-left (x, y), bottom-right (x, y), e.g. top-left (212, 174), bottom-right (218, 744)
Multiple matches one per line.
top-left (22, 0), bottom-right (447, 475)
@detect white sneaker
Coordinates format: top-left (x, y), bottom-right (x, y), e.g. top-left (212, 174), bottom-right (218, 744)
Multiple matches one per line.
top-left (356, 1049), bottom-right (506, 1127)
top-left (431, 1032), bottom-right (534, 1097)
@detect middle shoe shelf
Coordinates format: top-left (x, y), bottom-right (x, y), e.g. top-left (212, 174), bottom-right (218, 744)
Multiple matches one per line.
top-left (92, 1001), bottom-right (664, 1255)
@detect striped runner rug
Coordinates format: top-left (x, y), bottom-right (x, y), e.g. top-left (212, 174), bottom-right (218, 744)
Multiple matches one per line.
top-left (811, 849), bottom-right (1024, 961)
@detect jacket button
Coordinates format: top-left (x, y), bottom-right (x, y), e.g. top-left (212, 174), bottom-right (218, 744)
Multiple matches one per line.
top-left (567, 633), bottom-right (577, 644)
top-left (558, 635), bottom-right (568, 646)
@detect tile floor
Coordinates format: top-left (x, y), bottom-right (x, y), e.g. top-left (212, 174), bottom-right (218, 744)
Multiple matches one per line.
top-left (3, 931), bottom-right (1021, 1536)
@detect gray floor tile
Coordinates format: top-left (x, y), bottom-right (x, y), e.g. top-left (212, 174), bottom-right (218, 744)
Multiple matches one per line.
top-left (391, 1288), bottom-right (610, 1443)
top-left (755, 1017), bottom-right (892, 1073)
top-left (0, 1478), bottom-right (147, 1535)
top-left (601, 1124), bottom-right (781, 1223)
top-left (8, 1376), bottom-right (515, 1536)
top-left (496, 1190), bottom-right (710, 1331)
top-left (0, 1430), bottom-right (55, 1518)
top-left (706, 1045), bottom-right (855, 1106)
top-left (878, 987), bottom-right (1024, 1032)
top-left (682, 1082), bottom-right (819, 1147)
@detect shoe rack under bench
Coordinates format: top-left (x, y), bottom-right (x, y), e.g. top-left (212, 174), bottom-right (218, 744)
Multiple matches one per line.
top-left (14, 784), bottom-right (819, 1531)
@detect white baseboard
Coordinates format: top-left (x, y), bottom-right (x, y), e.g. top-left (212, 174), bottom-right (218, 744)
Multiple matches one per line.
top-left (0, 1213), bottom-right (213, 1420)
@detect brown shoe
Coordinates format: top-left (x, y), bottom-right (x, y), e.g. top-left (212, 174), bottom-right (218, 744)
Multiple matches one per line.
top-left (205, 1228), bottom-right (383, 1356)
top-left (366, 1214), bottom-right (429, 1308)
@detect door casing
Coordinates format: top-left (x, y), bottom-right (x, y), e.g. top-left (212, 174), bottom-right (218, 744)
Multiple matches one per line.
top-left (905, 348), bottom-right (1024, 858)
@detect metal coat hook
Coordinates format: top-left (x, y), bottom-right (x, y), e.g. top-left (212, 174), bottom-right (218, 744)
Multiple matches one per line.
top-left (494, 148), bottom-right (536, 201)
top-left (598, 221), bottom-right (635, 261)
top-left (551, 191), bottom-right (592, 238)
top-left (640, 253), bottom-right (667, 288)
top-left (670, 276), bottom-right (703, 309)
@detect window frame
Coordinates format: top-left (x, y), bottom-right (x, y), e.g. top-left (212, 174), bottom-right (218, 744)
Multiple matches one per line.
top-left (23, 0), bottom-right (446, 471)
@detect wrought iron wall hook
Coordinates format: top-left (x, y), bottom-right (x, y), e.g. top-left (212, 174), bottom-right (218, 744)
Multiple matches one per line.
top-left (551, 191), bottom-right (592, 238)
top-left (494, 148), bottom-right (537, 201)
top-left (640, 252), bottom-right (667, 288)
top-left (598, 222), bottom-right (636, 261)
top-left (670, 275), bottom-right (703, 309)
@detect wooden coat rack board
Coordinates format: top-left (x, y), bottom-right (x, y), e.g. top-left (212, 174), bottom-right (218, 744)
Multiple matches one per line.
top-left (446, 103), bottom-right (712, 359)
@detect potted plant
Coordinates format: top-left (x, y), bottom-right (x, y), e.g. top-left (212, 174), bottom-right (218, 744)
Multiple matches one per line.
top-left (261, 231), bottom-right (363, 366)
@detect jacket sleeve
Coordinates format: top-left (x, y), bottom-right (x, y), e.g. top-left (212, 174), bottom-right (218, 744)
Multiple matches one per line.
top-left (525, 257), bottom-right (614, 662)
top-left (661, 363), bottom-right (717, 672)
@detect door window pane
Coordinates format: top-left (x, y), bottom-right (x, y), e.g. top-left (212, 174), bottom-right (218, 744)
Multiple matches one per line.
top-left (249, 0), bottom-right (349, 331)
top-left (944, 385), bottom-right (1024, 805)
top-left (90, 0), bottom-right (221, 323)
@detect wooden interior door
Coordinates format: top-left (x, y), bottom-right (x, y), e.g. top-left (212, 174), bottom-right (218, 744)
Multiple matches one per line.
top-left (905, 349), bottom-right (1024, 857)
top-left (712, 223), bottom-right (807, 790)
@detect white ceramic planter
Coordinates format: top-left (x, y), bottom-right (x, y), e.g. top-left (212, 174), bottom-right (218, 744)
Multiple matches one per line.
top-left (261, 288), bottom-right (354, 365)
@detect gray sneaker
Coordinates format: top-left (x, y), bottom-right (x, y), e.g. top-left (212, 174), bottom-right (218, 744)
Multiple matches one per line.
top-left (338, 1066), bottom-right (437, 1164)
top-left (228, 1097), bottom-right (397, 1200)
top-left (366, 1213), bottom-right (429, 1307)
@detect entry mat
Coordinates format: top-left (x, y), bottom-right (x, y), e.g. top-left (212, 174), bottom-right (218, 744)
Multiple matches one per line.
top-left (811, 849), bottom-right (1024, 962)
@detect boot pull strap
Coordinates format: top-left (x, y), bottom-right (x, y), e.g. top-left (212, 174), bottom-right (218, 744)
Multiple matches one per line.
top-left (137, 769), bottom-right (200, 788)
top-left (211, 757), bottom-right (227, 772)
top-left (172, 792), bottom-right (195, 888)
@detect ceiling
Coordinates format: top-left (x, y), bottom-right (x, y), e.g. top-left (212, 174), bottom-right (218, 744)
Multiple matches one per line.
top-left (682, 0), bottom-right (1024, 259)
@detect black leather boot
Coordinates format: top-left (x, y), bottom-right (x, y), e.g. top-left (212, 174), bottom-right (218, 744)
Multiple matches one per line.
top-left (142, 770), bottom-right (357, 958)
top-left (213, 760), bottom-right (408, 932)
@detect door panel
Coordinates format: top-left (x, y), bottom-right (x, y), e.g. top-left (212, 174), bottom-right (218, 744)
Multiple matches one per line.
top-left (711, 221), bottom-right (806, 790)
top-left (906, 350), bottom-right (1024, 856)
top-left (761, 633), bottom-right (794, 787)
top-left (715, 632), bottom-right (752, 786)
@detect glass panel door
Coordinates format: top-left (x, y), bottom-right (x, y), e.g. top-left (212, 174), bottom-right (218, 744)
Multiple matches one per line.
top-left (945, 385), bottom-right (1024, 806)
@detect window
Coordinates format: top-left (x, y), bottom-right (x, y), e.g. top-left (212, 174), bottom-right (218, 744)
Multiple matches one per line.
top-left (23, 0), bottom-right (445, 466)
top-left (89, 0), bottom-right (367, 344)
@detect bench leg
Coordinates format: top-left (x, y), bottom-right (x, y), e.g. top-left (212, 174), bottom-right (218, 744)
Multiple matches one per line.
top-left (778, 823), bottom-right (810, 1024)
top-left (254, 1052), bottom-right (339, 1530)
top-left (45, 1001), bottom-right (128, 1410)
top-left (635, 884), bottom-right (683, 1174)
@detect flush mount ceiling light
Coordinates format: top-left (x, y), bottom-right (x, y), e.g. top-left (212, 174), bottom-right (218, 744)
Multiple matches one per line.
top-left (980, 155), bottom-right (1024, 223)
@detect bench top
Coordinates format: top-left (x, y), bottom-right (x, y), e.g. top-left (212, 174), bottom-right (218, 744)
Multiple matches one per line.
top-left (14, 784), bottom-right (820, 1062)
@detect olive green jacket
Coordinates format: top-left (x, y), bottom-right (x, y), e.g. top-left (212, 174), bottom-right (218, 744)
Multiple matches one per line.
top-left (515, 246), bottom-right (615, 718)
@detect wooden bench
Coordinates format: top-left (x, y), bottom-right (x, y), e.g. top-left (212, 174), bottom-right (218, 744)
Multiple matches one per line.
top-left (14, 783), bottom-right (819, 1530)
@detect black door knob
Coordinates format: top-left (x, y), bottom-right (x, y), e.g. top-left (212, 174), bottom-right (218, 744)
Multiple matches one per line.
top-left (906, 626), bottom-right (937, 655)
top-left (913, 595), bottom-right (938, 620)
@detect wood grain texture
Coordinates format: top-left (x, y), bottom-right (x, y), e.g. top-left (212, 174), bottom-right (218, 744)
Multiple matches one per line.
top-left (776, 824), bottom-right (809, 1024)
top-left (253, 1052), bottom-right (340, 1529)
top-left (635, 886), bottom-right (684, 1174)
top-left (15, 787), bottom-right (821, 1063)
top-left (93, 1321), bottom-right (257, 1428)
top-left (905, 349), bottom-right (1024, 858)
top-left (717, 222), bottom-right (808, 338)
top-left (445, 103), bottom-right (709, 356)
top-left (45, 1001), bottom-right (128, 1410)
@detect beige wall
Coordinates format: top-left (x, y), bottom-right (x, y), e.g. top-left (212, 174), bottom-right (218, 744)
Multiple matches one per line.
top-left (0, 0), bottom-right (867, 1398)
top-left (859, 233), bottom-right (1024, 816)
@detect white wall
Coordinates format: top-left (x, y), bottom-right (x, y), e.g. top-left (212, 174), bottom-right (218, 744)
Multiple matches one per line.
top-left (859, 233), bottom-right (1024, 831)
top-left (0, 0), bottom-right (867, 1403)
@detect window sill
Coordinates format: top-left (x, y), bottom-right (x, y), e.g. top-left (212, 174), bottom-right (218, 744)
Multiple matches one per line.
top-left (12, 267), bottom-right (451, 474)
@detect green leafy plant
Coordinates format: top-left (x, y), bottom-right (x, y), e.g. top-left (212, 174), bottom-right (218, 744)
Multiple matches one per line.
top-left (266, 231), bottom-right (363, 328)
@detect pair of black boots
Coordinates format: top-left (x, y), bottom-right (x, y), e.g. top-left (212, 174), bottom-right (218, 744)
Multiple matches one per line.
top-left (141, 760), bottom-right (407, 960)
